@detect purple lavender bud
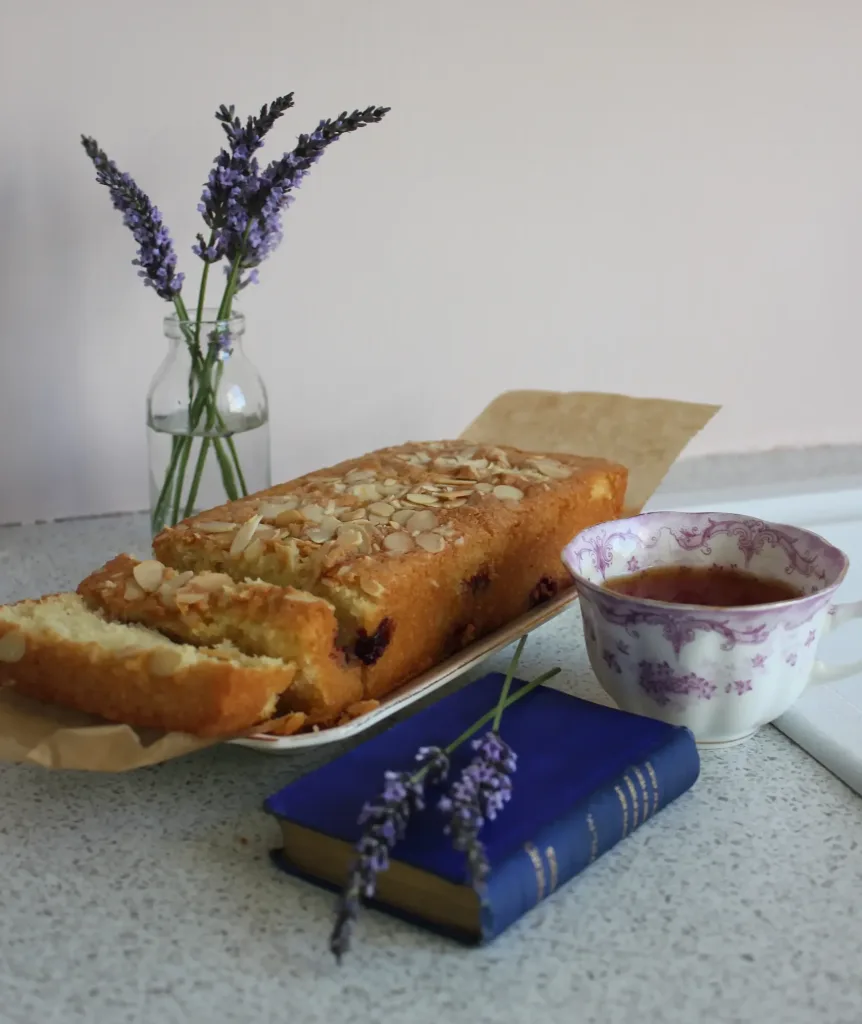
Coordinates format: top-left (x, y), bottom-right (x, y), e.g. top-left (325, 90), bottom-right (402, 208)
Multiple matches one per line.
top-left (438, 731), bottom-right (518, 892)
top-left (330, 744), bottom-right (448, 962)
top-left (81, 137), bottom-right (184, 300)
top-left (196, 94), bottom-right (295, 266)
top-left (220, 105), bottom-right (390, 274)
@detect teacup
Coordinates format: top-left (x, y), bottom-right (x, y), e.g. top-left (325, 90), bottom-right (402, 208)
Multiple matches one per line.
top-left (562, 511), bottom-right (862, 747)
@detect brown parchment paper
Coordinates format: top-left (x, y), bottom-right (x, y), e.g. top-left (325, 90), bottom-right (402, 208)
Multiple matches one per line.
top-left (0, 391), bottom-right (718, 772)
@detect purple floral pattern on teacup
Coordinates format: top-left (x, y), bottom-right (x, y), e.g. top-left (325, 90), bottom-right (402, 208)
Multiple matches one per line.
top-left (562, 511), bottom-right (850, 744)
top-left (602, 648), bottom-right (622, 674)
top-left (638, 660), bottom-right (716, 706)
top-left (724, 679), bottom-right (753, 696)
top-left (567, 513), bottom-right (845, 586)
top-left (588, 591), bottom-right (771, 654)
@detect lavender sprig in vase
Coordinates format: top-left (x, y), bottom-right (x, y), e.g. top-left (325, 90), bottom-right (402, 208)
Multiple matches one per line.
top-left (81, 95), bottom-right (389, 535)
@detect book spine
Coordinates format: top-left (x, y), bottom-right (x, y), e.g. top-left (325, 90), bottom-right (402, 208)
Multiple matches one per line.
top-left (480, 726), bottom-right (700, 942)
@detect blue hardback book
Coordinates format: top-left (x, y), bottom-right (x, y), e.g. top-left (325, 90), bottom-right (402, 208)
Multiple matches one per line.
top-left (266, 672), bottom-right (700, 944)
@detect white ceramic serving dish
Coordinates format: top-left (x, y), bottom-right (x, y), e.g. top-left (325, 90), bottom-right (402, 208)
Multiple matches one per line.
top-left (232, 589), bottom-right (576, 753)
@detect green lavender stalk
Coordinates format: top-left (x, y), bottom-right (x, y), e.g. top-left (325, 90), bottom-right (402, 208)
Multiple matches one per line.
top-left (330, 645), bottom-right (557, 962)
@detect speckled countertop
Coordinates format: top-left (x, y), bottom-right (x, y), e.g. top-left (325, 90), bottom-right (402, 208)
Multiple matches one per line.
top-left (2, 455), bottom-right (862, 1024)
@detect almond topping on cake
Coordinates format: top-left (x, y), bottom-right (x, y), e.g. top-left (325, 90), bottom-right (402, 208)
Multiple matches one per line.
top-left (132, 560), bottom-right (165, 593)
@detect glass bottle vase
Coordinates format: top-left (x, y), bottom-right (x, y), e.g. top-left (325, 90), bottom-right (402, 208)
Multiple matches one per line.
top-left (147, 309), bottom-right (271, 536)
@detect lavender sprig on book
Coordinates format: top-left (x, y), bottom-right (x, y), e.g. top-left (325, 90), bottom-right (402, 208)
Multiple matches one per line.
top-left (331, 637), bottom-right (540, 961)
top-left (80, 92), bottom-right (389, 533)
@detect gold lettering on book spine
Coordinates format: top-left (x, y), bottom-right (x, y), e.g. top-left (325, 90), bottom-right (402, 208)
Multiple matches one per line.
top-left (524, 843), bottom-right (546, 902)
top-left (545, 846), bottom-right (559, 893)
top-left (586, 813), bottom-right (599, 863)
top-left (623, 774), bottom-right (639, 830)
top-left (645, 761), bottom-right (660, 815)
top-left (614, 785), bottom-right (629, 838)
top-left (633, 765), bottom-right (650, 822)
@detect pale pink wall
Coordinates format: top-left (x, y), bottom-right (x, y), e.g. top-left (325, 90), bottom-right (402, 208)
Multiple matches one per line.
top-left (2, 0), bottom-right (862, 521)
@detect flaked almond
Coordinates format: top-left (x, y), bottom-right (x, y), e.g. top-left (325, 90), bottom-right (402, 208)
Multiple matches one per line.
top-left (158, 571), bottom-right (193, 607)
top-left (274, 508), bottom-right (303, 527)
top-left (383, 531), bottom-right (415, 554)
top-left (132, 559), bottom-right (165, 593)
top-left (391, 509), bottom-right (415, 526)
top-left (405, 510), bottom-right (438, 533)
top-left (264, 494), bottom-right (299, 508)
top-left (360, 577), bottom-right (386, 598)
top-left (192, 572), bottom-right (235, 593)
top-left (344, 468), bottom-right (377, 484)
top-left (416, 532), bottom-right (446, 553)
top-left (195, 521), bottom-right (238, 534)
top-left (230, 514), bottom-right (262, 556)
top-left (476, 482), bottom-right (494, 493)
top-left (433, 456), bottom-right (460, 469)
top-left (306, 515), bottom-right (341, 544)
top-left (336, 525), bottom-right (366, 549)
top-left (340, 507), bottom-right (368, 522)
top-left (258, 501), bottom-right (295, 521)
top-left (431, 475), bottom-right (468, 485)
top-left (149, 647), bottom-right (185, 677)
top-left (348, 483), bottom-right (381, 501)
top-left (367, 501), bottom-right (395, 518)
top-left (379, 481), bottom-right (404, 497)
top-left (433, 524), bottom-right (457, 537)
top-left (175, 587), bottom-right (209, 608)
top-left (447, 499), bottom-right (467, 508)
top-left (299, 503), bottom-right (325, 524)
top-left (124, 580), bottom-right (146, 602)
top-left (405, 492), bottom-right (438, 507)
top-left (439, 488), bottom-right (474, 500)
top-left (0, 632), bottom-right (26, 663)
top-left (528, 458), bottom-right (571, 479)
top-left (493, 484), bottom-right (524, 501)
top-left (240, 536), bottom-right (264, 561)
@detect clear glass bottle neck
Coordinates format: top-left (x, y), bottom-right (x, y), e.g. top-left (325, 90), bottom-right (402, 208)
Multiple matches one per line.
top-left (163, 308), bottom-right (246, 358)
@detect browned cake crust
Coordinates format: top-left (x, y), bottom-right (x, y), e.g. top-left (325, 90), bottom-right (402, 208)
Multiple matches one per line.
top-left (0, 594), bottom-right (298, 736)
top-left (153, 440), bottom-right (627, 703)
top-left (77, 554), bottom-right (362, 724)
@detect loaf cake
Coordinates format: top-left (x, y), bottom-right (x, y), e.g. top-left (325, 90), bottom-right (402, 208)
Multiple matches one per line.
top-left (153, 440), bottom-right (627, 704)
top-left (77, 554), bottom-right (363, 725)
top-left (0, 593), bottom-right (299, 736)
top-left (0, 441), bottom-right (626, 738)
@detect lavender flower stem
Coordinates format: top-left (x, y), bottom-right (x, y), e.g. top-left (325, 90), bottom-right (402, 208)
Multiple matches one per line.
top-left (492, 635), bottom-right (527, 732)
top-left (193, 236), bottom-right (216, 353)
top-left (217, 223), bottom-right (252, 321)
top-left (182, 437), bottom-right (212, 519)
top-left (408, 666), bottom-right (557, 790)
top-left (440, 666), bottom-right (559, 761)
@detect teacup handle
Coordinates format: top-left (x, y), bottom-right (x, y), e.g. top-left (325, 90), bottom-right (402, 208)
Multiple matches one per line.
top-left (811, 599), bottom-right (862, 684)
